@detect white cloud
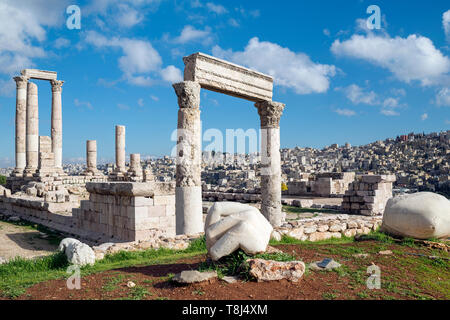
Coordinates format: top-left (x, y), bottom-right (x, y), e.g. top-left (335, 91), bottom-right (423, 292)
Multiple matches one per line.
top-left (85, 31), bottom-right (164, 86)
top-left (84, 0), bottom-right (160, 28)
top-left (331, 34), bottom-right (450, 86)
top-left (138, 98), bottom-right (144, 107)
top-left (54, 38), bottom-right (71, 49)
top-left (173, 25), bottom-right (213, 45)
top-left (206, 3), bottom-right (228, 14)
top-left (0, 78), bottom-right (15, 97)
top-left (383, 97), bottom-right (399, 108)
top-left (116, 4), bottom-right (144, 28)
top-left (0, 0), bottom-right (69, 75)
top-left (212, 37), bottom-right (336, 94)
top-left (444, 10), bottom-right (450, 42)
top-left (436, 87), bottom-right (450, 107)
top-left (421, 113), bottom-right (428, 121)
top-left (337, 84), bottom-right (378, 105)
top-left (334, 108), bottom-right (356, 116)
top-left (323, 29), bottom-right (331, 37)
top-left (74, 99), bottom-right (93, 110)
top-left (391, 88), bottom-right (406, 96)
top-left (160, 65), bottom-right (183, 83)
top-left (380, 109), bottom-right (399, 116)
top-left (150, 95), bottom-right (159, 101)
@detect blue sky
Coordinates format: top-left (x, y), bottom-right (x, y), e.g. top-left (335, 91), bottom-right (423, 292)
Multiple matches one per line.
top-left (0, 0), bottom-right (449, 166)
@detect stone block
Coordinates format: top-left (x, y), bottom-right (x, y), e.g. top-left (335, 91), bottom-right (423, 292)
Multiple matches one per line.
top-left (183, 52), bottom-right (273, 102)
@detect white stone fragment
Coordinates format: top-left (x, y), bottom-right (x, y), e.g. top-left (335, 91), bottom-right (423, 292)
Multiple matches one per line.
top-left (381, 192), bottom-right (450, 239)
top-left (205, 202), bottom-right (273, 261)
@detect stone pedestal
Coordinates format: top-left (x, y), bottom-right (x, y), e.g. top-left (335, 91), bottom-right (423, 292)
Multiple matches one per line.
top-left (173, 81), bottom-right (203, 235)
top-left (24, 82), bottom-right (39, 177)
top-left (51, 80), bottom-right (64, 170)
top-left (12, 76), bottom-right (28, 177)
top-left (255, 100), bottom-right (285, 227)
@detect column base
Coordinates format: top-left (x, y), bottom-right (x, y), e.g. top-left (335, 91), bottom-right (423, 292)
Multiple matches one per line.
top-left (175, 186), bottom-right (203, 236)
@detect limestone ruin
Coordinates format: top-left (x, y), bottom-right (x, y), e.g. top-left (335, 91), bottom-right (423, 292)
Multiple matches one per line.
top-left (0, 55), bottom-right (397, 246)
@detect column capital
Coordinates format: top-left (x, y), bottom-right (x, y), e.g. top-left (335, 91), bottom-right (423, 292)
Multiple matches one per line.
top-left (172, 81), bottom-right (201, 109)
top-left (13, 76), bottom-right (28, 89)
top-left (51, 79), bottom-right (64, 92)
top-left (255, 100), bottom-right (285, 128)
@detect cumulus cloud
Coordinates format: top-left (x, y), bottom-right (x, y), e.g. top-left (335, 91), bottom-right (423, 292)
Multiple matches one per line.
top-left (436, 87), bottom-right (450, 106)
top-left (212, 37), bottom-right (336, 94)
top-left (160, 65), bottom-right (183, 83)
top-left (331, 34), bottom-right (450, 86)
top-left (336, 84), bottom-right (378, 105)
top-left (173, 25), bottom-right (213, 45)
top-left (86, 31), bottom-right (173, 86)
top-left (380, 109), bottom-right (399, 116)
top-left (334, 108), bottom-right (356, 116)
top-left (0, 0), bottom-right (69, 76)
top-left (84, 0), bottom-right (160, 28)
top-left (444, 10), bottom-right (450, 42)
top-left (383, 97), bottom-right (400, 108)
top-left (206, 2), bottom-right (228, 14)
top-left (421, 113), bottom-right (428, 121)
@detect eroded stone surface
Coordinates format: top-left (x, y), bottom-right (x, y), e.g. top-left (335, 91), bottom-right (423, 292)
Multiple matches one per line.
top-left (247, 258), bottom-right (306, 282)
top-left (172, 270), bottom-right (217, 284)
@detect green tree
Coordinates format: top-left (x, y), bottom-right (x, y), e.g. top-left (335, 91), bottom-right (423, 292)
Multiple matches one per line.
top-left (0, 175), bottom-right (6, 185)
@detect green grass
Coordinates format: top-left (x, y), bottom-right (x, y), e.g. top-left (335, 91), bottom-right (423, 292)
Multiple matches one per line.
top-left (129, 286), bottom-right (151, 300)
top-left (102, 274), bottom-right (125, 292)
top-left (0, 175), bottom-right (6, 185)
top-left (283, 205), bottom-right (339, 215)
top-left (0, 236), bottom-right (207, 299)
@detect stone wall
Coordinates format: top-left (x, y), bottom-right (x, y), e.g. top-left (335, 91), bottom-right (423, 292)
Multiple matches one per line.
top-left (73, 182), bottom-right (176, 242)
top-left (274, 212), bottom-right (382, 241)
top-left (286, 172), bottom-right (355, 197)
top-left (341, 175), bottom-right (395, 216)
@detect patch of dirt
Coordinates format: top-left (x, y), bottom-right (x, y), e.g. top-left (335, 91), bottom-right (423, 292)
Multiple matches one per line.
top-left (11, 241), bottom-right (450, 300)
top-left (0, 221), bottom-right (58, 262)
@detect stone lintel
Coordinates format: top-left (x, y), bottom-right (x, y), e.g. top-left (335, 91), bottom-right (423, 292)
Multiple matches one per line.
top-left (183, 52), bottom-right (273, 102)
top-left (21, 69), bottom-right (57, 81)
top-left (86, 181), bottom-right (175, 197)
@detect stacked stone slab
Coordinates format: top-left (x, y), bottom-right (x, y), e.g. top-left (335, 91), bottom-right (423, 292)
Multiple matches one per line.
top-left (84, 140), bottom-right (103, 177)
top-left (341, 175), bottom-right (395, 216)
top-left (36, 136), bottom-right (56, 176)
top-left (73, 182), bottom-right (176, 242)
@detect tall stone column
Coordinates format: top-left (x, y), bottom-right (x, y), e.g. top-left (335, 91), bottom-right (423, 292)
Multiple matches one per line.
top-left (173, 81), bottom-right (202, 235)
top-left (12, 76), bottom-right (28, 176)
top-left (51, 79), bottom-right (64, 169)
top-left (255, 100), bottom-right (285, 227)
top-left (24, 82), bottom-right (39, 176)
top-left (85, 140), bottom-right (100, 175)
top-left (115, 125), bottom-right (126, 174)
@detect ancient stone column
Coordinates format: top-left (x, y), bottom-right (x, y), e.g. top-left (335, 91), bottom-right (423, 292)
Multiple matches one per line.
top-left (51, 80), bottom-right (64, 169)
top-left (173, 81), bottom-right (202, 235)
top-left (24, 82), bottom-right (39, 176)
top-left (86, 140), bottom-right (99, 174)
top-left (12, 76), bottom-right (28, 176)
top-left (129, 153), bottom-right (141, 171)
top-left (255, 100), bottom-right (285, 227)
top-left (115, 125), bottom-right (126, 173)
